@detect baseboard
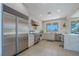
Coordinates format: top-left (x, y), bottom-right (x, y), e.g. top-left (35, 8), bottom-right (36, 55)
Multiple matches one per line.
top-left (14, 47), bottom-right (29, 56)
top-left (46, 40), bottom-right (56, 42)
top-left (46, 40), bottom-right (61, 42)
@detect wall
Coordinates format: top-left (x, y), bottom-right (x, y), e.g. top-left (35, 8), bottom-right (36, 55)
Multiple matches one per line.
top-left (0, 4), bottom-right (3, 56)
top-left (42, 18), bottom-right (68, 34)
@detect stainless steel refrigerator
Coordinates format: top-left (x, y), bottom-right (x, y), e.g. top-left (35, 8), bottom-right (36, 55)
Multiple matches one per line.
top-left (17, 17), bottom-right (28, 53)
top-left (2, 12), bottom-right (17, 56)
top-left (2, 5), bottom-right (29, 56)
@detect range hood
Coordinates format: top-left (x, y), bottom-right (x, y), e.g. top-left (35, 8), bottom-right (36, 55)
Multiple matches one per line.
top-left (31, 20), bottom-right (39, 26)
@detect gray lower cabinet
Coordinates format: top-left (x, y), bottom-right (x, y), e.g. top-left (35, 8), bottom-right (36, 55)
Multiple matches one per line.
top-left (17, 34), bottom-right (28, 53)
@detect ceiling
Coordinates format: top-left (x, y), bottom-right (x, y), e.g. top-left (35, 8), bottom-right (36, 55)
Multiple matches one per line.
top-left (23, 3), bottom-right (79, 21)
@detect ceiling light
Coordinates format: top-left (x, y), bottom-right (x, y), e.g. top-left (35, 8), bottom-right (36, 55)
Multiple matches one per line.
top-left (39, 14), bottom-right (42, 17)
top-left (48, 11), bottom-right (52, 14)
top-left (57, 9), bottom-right (61, 13)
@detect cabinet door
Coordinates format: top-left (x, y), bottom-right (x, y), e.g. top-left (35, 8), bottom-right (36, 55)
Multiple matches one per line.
top-left (17, 17), bottom-right (28, 53)
top-left (3, 12), bottom-right (16, 56)
top-left (28, 34), bottom-right (34, 47)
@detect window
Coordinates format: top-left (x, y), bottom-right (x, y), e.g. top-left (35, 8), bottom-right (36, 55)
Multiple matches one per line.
top-left (71, 21), bottom-right (79, 34)
top-left (46, 23), bottom-right (59, 32)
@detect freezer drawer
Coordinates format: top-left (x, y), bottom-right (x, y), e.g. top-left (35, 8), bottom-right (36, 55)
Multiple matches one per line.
top-left (2, 35), bottom-right (16, 56)
top-left (17, 34), bottom-right (28, 53)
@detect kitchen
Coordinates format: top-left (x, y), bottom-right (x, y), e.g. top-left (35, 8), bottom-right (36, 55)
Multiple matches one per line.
top-left (0, 3), bottom-right (79, 56)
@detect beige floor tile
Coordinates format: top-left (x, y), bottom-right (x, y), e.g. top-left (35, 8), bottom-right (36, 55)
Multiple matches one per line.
top-left (18, 40), bottom-right (79, 56)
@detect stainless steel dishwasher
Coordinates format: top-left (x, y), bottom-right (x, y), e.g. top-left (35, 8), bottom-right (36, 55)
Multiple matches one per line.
top-left (34, 33), bottom-right (40, 44)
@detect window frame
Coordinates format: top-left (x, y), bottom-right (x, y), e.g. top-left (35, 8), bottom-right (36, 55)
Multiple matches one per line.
top-left (71, 20), bottom-right (79, 34)
top-left (46, 23), bottom-right (59, 32)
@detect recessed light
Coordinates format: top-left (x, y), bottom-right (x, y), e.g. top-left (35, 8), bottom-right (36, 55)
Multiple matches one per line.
top-left (57, 9), bottom-right (61, 13)
top-left (48, 11), bottom-right (52, 14)
top-left (39, 14), bottom-right (42, 17)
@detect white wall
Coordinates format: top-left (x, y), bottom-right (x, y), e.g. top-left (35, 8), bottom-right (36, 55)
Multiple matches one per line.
top-left (0, 4), bottom-right (3, 56)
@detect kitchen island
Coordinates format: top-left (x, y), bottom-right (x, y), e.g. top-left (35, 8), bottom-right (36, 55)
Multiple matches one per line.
top-left (64, 34), bottom-right (79, 52)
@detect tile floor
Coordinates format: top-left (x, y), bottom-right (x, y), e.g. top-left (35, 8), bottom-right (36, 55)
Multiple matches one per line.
top-left (18, 40), bottom-right (79, 56)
